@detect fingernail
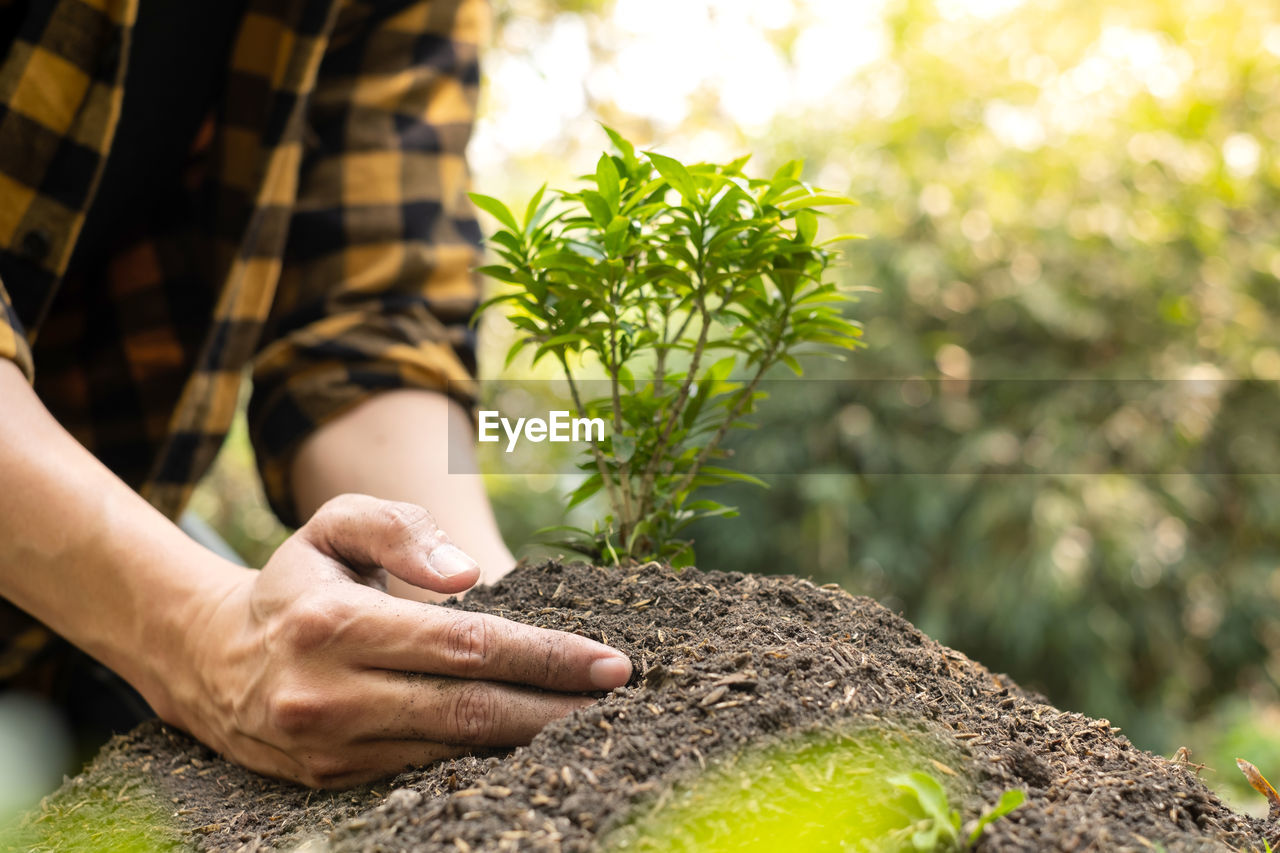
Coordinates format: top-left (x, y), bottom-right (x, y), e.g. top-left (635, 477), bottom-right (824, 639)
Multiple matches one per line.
top-left (589, 655), bottom-right (632, 690)
top-left (428, 544), bottom-right (479, 579)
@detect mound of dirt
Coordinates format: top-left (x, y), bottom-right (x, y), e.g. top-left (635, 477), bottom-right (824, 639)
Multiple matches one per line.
top-left (9, 562), bottom-right (1274, 851)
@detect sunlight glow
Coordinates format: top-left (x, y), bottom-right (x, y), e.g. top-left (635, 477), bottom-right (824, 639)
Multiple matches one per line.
top-left (472, 0), bottom-right (891, 171)
top-left (471, 0), bottom-right (1211, 179)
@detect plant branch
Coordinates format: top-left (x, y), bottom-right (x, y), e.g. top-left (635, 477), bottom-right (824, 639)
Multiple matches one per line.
top-left (654, 305), bottom-right (794, 522)
top-left (636, 296), bottom-right (711, 521)
top-left (662, 360), bottom-right (771, 518)
top-left (606, 274), bottom-right (637, 545)
top-left (561, 355), bottom-right (624, 543)
top-left (636, 217), bottom-right (713, 520)
top-left (655, 289), bottom-right (672, 396)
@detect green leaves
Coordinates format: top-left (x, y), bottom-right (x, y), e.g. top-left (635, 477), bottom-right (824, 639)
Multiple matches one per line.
top-left (596, 153), bottom-right (622, 211)
top-left (967, 789), bottom-right (1025, 846)
top-left (890, 772), bottom-right (960, 852)
top-left (890, 772), bottom-right (1025, 851)
top-left (469, 192), bottom-right (520, 233)
top-left (777, 193), bottom-right (857, 211)
top-left (580, 190), bottom-right (613, 227)
top-left (646, 151), bottom-right (699, 204)
top-left (600, 123), bottom-right (638, 169)
top-left (472, 131), bottom-right (862, 564)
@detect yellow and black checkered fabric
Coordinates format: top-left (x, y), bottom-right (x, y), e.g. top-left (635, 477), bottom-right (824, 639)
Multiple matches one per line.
top-left (0, 0), bottom-right (488, 681)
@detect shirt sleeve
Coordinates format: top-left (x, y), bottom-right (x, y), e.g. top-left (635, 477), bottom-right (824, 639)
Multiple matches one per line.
top-left (249, 0), bottom-right (489, 527)
top-left (0, 278), bottom-right (34, 382)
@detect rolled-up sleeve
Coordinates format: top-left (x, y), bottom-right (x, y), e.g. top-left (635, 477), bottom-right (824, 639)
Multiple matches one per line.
top-left (249, 0), bottom-right (488, 526)
top-left (0, 278), bottom-right (34, 382)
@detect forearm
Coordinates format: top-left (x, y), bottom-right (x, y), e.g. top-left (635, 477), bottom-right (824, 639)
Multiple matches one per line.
top-left (290, 390), bottom-right (516, 596)
top-left (0, 360), bottom-right (248, 719)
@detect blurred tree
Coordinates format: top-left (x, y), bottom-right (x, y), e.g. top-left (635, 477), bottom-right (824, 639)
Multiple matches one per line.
top-left (684, 0), bottom-right (1280, 751)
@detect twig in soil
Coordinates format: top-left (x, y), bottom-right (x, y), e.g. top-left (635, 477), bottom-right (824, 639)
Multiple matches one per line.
top-left (1170, 746), bottom-right (1208, 777)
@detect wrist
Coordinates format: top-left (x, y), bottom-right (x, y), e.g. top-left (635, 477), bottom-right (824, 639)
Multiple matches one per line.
top-left (110, 546), bottom-right (255, 727)
top-left (0, 367), bottom-right (259, 729)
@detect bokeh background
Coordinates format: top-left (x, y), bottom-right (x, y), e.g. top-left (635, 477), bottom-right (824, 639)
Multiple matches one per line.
top-left (189, 0), bottom-right (1280, 812)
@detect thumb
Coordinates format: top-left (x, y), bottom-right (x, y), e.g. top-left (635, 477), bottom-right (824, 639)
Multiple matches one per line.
top-left (301, 494), bottom-right (481, 595)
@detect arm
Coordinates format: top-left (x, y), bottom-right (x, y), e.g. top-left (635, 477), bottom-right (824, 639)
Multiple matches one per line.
top-left (0, 360), bottom-right (630, 788)
top-left (250, 0), bottom-right (511, 598)
top-left (0, 360), bottom-right (240, 718)
top-left (248, 0), bottom-right (492, 541)
top-left (291, 389), bottom-right (517, 601)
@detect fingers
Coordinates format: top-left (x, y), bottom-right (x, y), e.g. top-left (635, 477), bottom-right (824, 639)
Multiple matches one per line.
top-left (348, 672), bottom-right (596, 745)
top-left (226, 671), bottom-right (594, 787)
top-left (260, 569), bottom-right (632, 693)
top-left (227, 729), bottom-right (469, 789)
top-left (299, 740), bottom-right (470, 789)
top-left (302, 494), bottom-right (480, 595)
top-left (345, 602), bottom-right (633, 692)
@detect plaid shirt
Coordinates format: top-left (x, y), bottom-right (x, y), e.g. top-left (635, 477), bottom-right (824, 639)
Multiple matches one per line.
top-left (0, 0), bottom-right (486, 681)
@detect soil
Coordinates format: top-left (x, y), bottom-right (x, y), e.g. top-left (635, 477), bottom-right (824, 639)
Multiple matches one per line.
top-left (7, 561), bottom-right (1276, 852)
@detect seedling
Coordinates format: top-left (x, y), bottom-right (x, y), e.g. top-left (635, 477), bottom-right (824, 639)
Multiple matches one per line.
top-left (889, 772), bottom-right (1026, 851)
top-left (472, 129), bottom-right (862, 564)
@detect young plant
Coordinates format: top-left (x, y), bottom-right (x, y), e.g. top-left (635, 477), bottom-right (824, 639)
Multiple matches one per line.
top-left (889, 772), bottom-right (1026, 851)
top-left (472, 129), bottom-right (862, 565)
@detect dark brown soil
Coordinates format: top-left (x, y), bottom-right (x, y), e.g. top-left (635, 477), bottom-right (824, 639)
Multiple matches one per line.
top-left (7, 561), bottom-right (1275, 852)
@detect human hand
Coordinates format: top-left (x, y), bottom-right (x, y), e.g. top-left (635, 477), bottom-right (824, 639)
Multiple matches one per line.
top-left (157, 494), bottom-right (631, 788)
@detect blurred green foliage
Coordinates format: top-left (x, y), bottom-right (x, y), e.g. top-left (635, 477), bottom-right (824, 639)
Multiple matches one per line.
top-left (1186, 698), bottom-right (1280, 810)
top-left (190, 412), bottom-right (287, 569)
top-left (194, 0), bottom-right (1280, 806)
top-left (0, 778), bottom-right (174, 852)
top-left (602, 724), bottom-right (977, 852)
top-left (682, 0), bottom-right (1280, 758)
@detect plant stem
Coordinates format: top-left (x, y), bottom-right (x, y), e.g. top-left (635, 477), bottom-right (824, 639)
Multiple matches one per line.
top-left (668, 300), bottom-right (699, 350)
top-left (635, 298), bottom-right (710, 523)
top-left (636, 215), bottom-right (713, 521)
top-left (606, 278), bottom-right (637, 546)
top-left (659, 356), bottom-right (774, 519)
top-left (562, 356), bottom-right (624, 544)
top-left (655, 296), bottom-right (671, 397)
top-left (654, 303), bottom-right (793, 523)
